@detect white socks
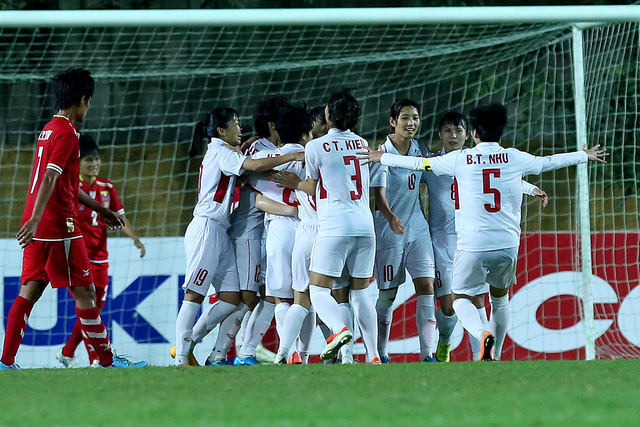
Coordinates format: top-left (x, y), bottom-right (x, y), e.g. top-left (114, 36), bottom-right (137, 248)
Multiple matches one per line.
top-left (276, 304), bottom-right (308, 359)
top-left (175, 300), bottom-right (199, 365)
top-left (350, 288), bottom-right (379, 362)
top-left (191, 300), bottom-right (238, 345)
top-left (309, 285), bottom-right (345, 333)
top-left (436, 308), bottom-right (458, 345)
top-left (452, 298), bottom-right (484, 343)
top-left (416, 294), bottom-right (436, 360)
top-left (489, 294), bottom-right (510, 361)
top-left (238, 300), bottom-right (275, 358)
top-left (375, 288), bottom-right (396, 358)
top-left (297, 306), bottom-right (316, 363)
top-left (470, 307), bottom-right (488, 361)
top-left (338, 303), bottom-right (354, 362)
top-left (274, 302), bottom-right (291, 340)
top-left (207, 303), bottom-right (248, 363)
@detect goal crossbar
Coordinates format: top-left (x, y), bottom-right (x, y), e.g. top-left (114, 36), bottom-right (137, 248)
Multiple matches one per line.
top-left (0, 6), bottom-right (639, 28)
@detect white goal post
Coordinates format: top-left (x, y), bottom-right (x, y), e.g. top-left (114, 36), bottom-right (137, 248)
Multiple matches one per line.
top-left (1, 6), bottom-right (639, 365)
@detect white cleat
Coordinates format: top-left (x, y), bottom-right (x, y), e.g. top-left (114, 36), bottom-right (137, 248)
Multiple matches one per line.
top-left (56, 348), bottom-right (77, 368)
top-left (256, 343), bottom-right (277, 364)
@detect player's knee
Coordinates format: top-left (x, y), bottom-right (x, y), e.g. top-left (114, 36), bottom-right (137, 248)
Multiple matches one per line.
top-left (19, 281), bottom-right (47, 304)
top-left (219, 291), bottom-right (241, 306)
top-left (71, 284), bottom-right (97, 306)
top-left (241, 291), bottom-right (260, 309)
top-left (414, 277), bottom-right (435, 295)
top-left (489, 286), bottom-right (509, 299)
top-left (379, 287), bottom-right (398, 303)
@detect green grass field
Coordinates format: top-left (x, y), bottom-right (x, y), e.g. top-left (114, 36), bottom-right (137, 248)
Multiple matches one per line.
top-left (1, 360), bottom-right (637, 426)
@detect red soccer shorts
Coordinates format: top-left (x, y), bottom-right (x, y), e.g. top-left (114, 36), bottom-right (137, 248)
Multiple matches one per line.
top-left (21, 238), bottom-right (94, 288)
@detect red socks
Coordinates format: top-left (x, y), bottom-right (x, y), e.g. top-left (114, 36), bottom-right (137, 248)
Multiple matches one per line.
top-left (1, 295), bottom-right (33, 366)
top-left (74, 306), bottom-right (113, 367)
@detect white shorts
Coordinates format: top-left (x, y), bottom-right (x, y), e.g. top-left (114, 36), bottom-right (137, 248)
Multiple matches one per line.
top-left (182, 216), bottom-right (239, 297)
top-left (332, 267), bottom-right (350, 290)
top-left (432, 232), bottom-right (457, 298)
top-left (310, 235), bottom-right (375, 279)
top-left (451, 248), bottom-right (518, 296)
top-left (375, 238), bottom-right (435, 290)
top-left (233, 238), bottom-right (262, 292)
top-left (265, 218), bottom-right (299, 299)
top-left (292, 224), bottom-right (316, 293)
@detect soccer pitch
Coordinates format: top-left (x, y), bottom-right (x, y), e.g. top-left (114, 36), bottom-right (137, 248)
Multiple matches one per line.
top-left (1, 359), bottom-right (636, 426)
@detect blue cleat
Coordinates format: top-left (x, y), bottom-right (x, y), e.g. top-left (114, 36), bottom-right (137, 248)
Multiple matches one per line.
top-left (380, 355), bottom-right (391, 364)
top-left (225, 357), bottom-right (236, 365)
top-left (0, 361), bottom-right (20, 370)
top-left (422, 356), bottom-right (439, 363)
top-left (105, 352), bottom-right (148, 368)
top-left (233, 356), bottom-right (260, 366)
top-left (205, 359), bottom-right (227, 366)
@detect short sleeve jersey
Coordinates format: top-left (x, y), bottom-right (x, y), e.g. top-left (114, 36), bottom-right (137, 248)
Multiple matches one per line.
top-left (305, 128), bottom-right (374, 237)
top-left (370, 136), bottom-right (429, 248)
top-left (193, 138), bottom-right (247, 229)
top-left (429, 142), bottom-right (587, 251)
top-left (228, 137), bottom-right (275, 239)
top-left (77, 177), bottom-right (125, 262)
top-left (249, 143), bottom-right (305, 223)
top-left (422, 148), bottom-right (458, 235)
top-left (22, 115), bottom-right (82, 240)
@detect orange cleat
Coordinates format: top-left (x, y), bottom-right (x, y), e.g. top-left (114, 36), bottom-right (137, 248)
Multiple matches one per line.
top-left (320, 327), bottom-right (353, 361)
top-left (369, 357), bottom-right (382, 364)
top-left (479, 331), bottom-right (495, 362)
top-left (288, 352), bottom-right (303, 364)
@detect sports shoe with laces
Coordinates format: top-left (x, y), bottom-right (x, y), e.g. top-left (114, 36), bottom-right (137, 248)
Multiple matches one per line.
top-left (369, 357), bottom-right (382, 364)
top-left (422, 356), bottom-right (439, 363)
top-left (287, 352), bottom-right (303, 364)
top-left (0, 361), bottom-right (20, 370)
top-left (380, 355), bottom-right (391, 364)
top-left (205, 359), bottom-right (226, 366)
top-left (170, 345), bottom-right (199, 366)
top-left (233, 356), bottom-right (260, 366)
top-left (255, 343), bottom-right (277, 363)
top-left (435, 342), bottom-right (452, 362)
top-left (479, 331), bottom-right (495, 362)
top-left (274, 353), bottom-right (287, 364)
top-left (320, 327), bottom-right (353, 361)
top-left (56, 348), bottom-right (77, 368)
top-left (105, 352), bottom-right (148, 368)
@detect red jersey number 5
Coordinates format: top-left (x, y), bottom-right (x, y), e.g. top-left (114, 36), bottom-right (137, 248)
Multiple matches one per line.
top-left (482, 168), bottom-right (501, 213)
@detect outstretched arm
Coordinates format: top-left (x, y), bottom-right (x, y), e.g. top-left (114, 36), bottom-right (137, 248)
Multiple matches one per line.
top-left (270, 171), bottom-right (317, 196)
top-left (373, 187), bottom-right (404, 235)
top-left (241, 151), bottom-right (305, 173)
top-left (358, 147), bottom-right (429, 171)
top-left (255, 194), bottom-right (298, 218)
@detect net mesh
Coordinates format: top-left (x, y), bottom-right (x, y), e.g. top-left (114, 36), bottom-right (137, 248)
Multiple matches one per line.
top-left (0, 21), bottom-right (638, 366)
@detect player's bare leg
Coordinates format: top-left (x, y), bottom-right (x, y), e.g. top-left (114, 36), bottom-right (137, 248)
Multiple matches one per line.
top-left (414, 277), bottom-right (437, 362)
top-left (488, 286), bottom-right (510, 361)
top-left (1, 280), bottom-right (46, 367)
top-left (310, 272), bottom-right (352, 361)
top-left (350, 277), bottom-right (380, 363)
top-left (435, 293), bottom-right (458, 362)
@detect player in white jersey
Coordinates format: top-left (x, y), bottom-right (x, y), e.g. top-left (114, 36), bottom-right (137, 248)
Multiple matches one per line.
top-left (360, 103), bottom-right (608, 361)
top-left (289, 89), bottom-right (380, 363)
top-left (423, 111), bottom-right (547, 362)
top-left (371, 99), bottom-right (437, 363)
top-left (173, 107), bottom-right (303, 366)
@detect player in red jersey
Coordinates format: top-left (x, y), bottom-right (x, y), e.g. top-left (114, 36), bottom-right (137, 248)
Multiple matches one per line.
top-left (56, 135), bottom-right (146, 367)
top-left (1, 68), bottom-right (143, 369)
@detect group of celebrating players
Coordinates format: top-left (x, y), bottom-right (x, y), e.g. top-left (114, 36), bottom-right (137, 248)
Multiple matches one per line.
top-left (0, 67), bottom-right (607, 370)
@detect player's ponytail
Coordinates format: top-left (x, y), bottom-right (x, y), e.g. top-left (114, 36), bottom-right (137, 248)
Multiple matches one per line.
top-left (389, 99), bottom-right (421, 135)
top-left (190, 107), bottom-right (239, 158)
top-left (327, 88), bottom-right (362, 131)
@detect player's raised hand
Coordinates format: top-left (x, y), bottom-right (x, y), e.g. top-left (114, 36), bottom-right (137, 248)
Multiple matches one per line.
top-left (100, 210), bottom-right (125, 230)
top-left (583, 144), bottom-right (608, 163)
top-left (388, 214), bottom-right (405, 235)
top-left (532, 188), bottom-right (549, 208)
top-left (357, 146), bottom-right (383, 165)
top-left (17, 218), bottom-right (40, 248)
top-left (270, 171), bottom-right (301, 189)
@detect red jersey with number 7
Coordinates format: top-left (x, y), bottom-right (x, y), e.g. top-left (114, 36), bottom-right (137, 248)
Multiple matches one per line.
top-left (77, 177), bottom-right (125, 262)
top-left (22, 115), bottom-right (83, 240)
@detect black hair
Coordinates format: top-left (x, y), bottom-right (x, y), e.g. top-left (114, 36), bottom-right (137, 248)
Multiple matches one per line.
top-left (389, 99), bottom-right (421, 133)
top-left (79, 134), bottom-right (100, 159)
top-left (52, 68), bottom-right (95, 111)
top-left (253, 95), bottom-right (290, 138)
top-left (275, 103), bottom-right (314, 145)
top-left (310, 106), bottom-right (327, 125)
top-left (469, 103), bottom-right (508, 142)
top-left (327, 88), bottom-right (362, 131)
top-left (439, 111), bottom-right (469, 132)
top-left (190, 107), bottom-right (239, 158)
